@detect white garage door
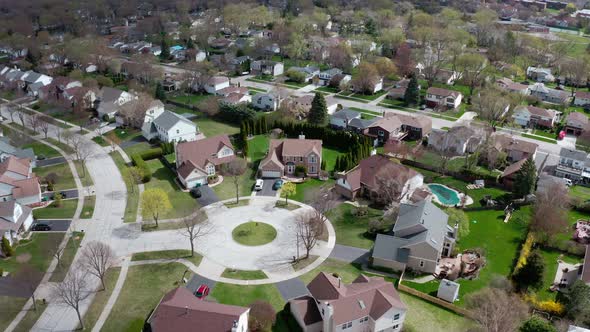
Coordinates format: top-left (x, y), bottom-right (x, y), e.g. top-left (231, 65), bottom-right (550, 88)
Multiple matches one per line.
top-left (186, 176), bottom-right (207, 188)
top-left (261, 171), bottom-right (281, 178)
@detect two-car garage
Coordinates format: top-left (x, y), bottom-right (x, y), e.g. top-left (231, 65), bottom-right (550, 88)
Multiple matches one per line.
top-left (260, 170), bottom-right (281, 179)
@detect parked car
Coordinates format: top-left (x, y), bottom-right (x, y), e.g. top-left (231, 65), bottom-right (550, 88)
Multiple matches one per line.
top-left (272, 179), bottom-right (284, 190)
top-left (59, 191), bottom-right (67, 198)
top-left (190, 188), bottom-right (202, 198)
top-left (254, 179), bottom-right (264, 191)
top-left (37, 154), bottom-right (46, 160)
top-left (194, 284), bottom-right (210, 299)
top-left (32, 223), bottom-right (51, 231)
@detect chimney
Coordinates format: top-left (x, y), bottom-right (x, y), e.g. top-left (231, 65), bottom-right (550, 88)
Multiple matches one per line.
top-left (298, 133), bottom-right (305, 140)
top-left (338, 276), bottom-right (342, 288)
top-left (323, 303), bottom-right (334, 332)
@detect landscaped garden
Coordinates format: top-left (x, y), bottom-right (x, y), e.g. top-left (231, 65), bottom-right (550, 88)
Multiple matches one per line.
top-left (232, 221), bottom-right (277, 246)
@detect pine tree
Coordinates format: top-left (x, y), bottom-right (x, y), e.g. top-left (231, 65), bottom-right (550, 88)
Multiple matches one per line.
top-left (187, 38), bottom-right (194, 49)
top-left (514, 157), bottom-right (537, 197)
top-left (308, 92), bottom-right (328, 125)
top-left (160, 37), bottom-right (170, 60)
top-left (1, 236), bottom-right (14, 257)
top-left (155, 82), bottom-right (166, 101)
top-left (512, 249), bottom-right (544, 291)
top-left (321, 160), bottom-right (327, 171)
top-left (404, 75), bottom-right (420, 106)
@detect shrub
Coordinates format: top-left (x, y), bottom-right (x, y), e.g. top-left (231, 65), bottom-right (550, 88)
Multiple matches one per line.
top-left (294, 165), bottom-right (307, 177)
top-left (131, 154), bottom-right (151, 182)
top-left (285, 69), bottom-right (307, 84)
top-left (515, 233), bottom-right (535, 271)
top-left (45, 172), bottom-right (59, 185)
top-left (1, 236), bottom-right (14, 257)
top-left (139, 148), bottom-right (163, 160)
top-left (32, 104), bottom-right (40, 110)
top-left (524, 294), bottom-right (565, 316)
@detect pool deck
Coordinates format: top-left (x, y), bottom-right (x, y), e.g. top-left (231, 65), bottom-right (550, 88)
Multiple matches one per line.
top-left (427, 183), bottom-right (474, 207)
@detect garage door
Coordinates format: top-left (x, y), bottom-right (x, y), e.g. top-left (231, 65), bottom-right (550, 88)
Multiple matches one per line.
top-left (186, 176), bottom-right (207, 188)
top-left (261, 171), bottom-right (281, 178)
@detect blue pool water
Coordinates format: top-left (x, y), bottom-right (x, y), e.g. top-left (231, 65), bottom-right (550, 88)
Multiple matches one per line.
top-left (428, 184), bottom-right (460, 206)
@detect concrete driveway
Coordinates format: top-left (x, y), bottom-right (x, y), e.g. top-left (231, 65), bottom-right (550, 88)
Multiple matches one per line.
top-left (186, 274), bottom-right (217, 294)
top-left (256, 179), bottom-right (279, 197)
top-left (32, 219), bottom-right (71, 232)
top-left (119, 135), bottom-right (148, 149)
top-left (195, 185), bottom-right (219, 206)
top-left (36, 156), bottom-right (66, 167)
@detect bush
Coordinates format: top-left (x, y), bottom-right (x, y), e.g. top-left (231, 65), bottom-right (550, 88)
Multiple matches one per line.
top-left (131, 154), bottom-right (151, 182)
top-left (219, 104), bottom-right (256, 125)
top-left (1, 236), bottom-right (14, 257)
top-left (285, 69), bottom-right (307, 84)
top-left (32, 104), bottom-right (40, 110)
top-left (139, 148), bottom-right (163, 161)
top-left (524, 294), bottom-right (565, 316)
top-left (294, 165), bottom-right (307, 177)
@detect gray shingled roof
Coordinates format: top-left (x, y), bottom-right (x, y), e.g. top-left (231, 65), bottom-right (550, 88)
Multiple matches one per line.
top-left (153, 111), bottom-right (195, 131)
top-left (332, 108), bottom-right (360, 120)
top-left (0, 137), bottom-right (35, 160)
top-left (348, 118), bottom-right (376, 130)
top-left (393, 200), bottom-right (449, 253)
top-left (372, 234), bottom-right (410, 263)
top-left (560, 148), bottom-right (587, 161)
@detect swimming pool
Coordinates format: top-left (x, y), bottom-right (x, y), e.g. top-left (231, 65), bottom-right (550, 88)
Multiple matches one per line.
top-left (428, 184), bottom-right (461, 206)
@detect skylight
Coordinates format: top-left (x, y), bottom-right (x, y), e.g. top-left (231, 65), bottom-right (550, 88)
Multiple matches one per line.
top-left (358, 300), bottom-right (366, 309)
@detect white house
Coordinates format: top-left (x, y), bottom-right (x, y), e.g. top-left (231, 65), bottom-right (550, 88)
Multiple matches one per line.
top-left (175, 135), bottom-right (235, 188)
top-left (352, 77), bottom-right (383, 94)
top-left (425, 87), bottom-right (463, 109)
top-left (527, 66), bottom-right (555, 82)
top-left (512, 105), bottom-right (559, 128)
top-left (574, 91), bottom-right (590, 107)
top-left (252, 92), bottom-right (280, 111)
top-left (290, 272), bottom-right (407, 332)
top-left (142, 109), bottom-right (199, 143)
top-left (0, 201), bottom-right (33, 246)
top-left (204, 76), bottom-right (230, 95)
top-left (96, 87), bottom-right (136, 119)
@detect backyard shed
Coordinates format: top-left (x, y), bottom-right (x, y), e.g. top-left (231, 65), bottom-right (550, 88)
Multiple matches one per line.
top-left (437, 279), bottom-right (460, 303)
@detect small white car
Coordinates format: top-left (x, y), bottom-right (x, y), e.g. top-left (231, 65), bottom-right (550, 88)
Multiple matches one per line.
top-left (254, 179), bottom-right (264, 191)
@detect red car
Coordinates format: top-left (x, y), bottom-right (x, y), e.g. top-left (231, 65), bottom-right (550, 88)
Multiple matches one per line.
top-left (194, 284), bottom-right (209, 299)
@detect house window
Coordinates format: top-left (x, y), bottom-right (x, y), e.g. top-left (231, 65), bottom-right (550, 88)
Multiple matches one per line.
top-left (359, 316), bottom-right (368, 323)
top-left (206, 165), bottom-right (215, 176)
top-left (310, 166), bottom-right (316, 173)
top-left (287, 164), bottom-right (295, 173)
top-left (378, 130), bottom-right (384, 136)
top-left (394, 314), bottom-right (400, 320)
top-left (299, 156), bottom-right (303, 162)
top-left (176, 129), bottom-right (180, 134)
top-left (309, 155), bottom-right (316, 163)
top-left (393, 324), bottom-right (399, 329)
top-left (419, 261), bottom-right (424, 268)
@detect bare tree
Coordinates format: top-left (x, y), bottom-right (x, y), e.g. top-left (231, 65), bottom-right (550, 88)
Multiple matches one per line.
top-left (374, 170), bottom-right (412, 208)
top-left (52, 267), bottom-right (91, 330)
top-left (295, 210), bottom-right (324, 260)
top-left (26, 113), bottom-right (41, 134)
top-left (105, 131), bottom-right (121, 152)
top-left (221, 158), bottom-right (248, 204)
top-left (80, 241), bottom-right (115, 291)
top-left (466, 287), bottom-right (528, 332)
top-left (54, 125), bottom-right (65, 143)
top-left (13, 263), bottom-right (43, 311)
top-left (472, 88), bottom-right (510, 128)
top-left (4, 104), bottom-right (16, 123)
top-left (532, 182), bottom-right (570, 243)
top-left (178, 210), bottom-right (214, 258)
top-left (38, 115), bottom-right (51, 139)
top-left (76, 141), bottom-right (94, 178)
top-left (117, 93), bottom-right (156, 128)
top-left (16, 106), bottom-right (26, 127)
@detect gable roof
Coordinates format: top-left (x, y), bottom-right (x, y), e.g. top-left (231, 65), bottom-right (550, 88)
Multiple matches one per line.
top-left (176, 135), bottom-right (235, 175)
top-left (0, 156), bottom-right (31, 177)
top-left (426, 87), bottom-right (461, 98)
top-left (341, 154), bottom-right (418, 192)
top-left (560, 148), bottom-right (587, 161)
top-left (501, 157), bottom-right (527, 178)
top-left (149, 287), bottom-right (248, 332)
top-left (368, 115), bottom-right (402, 133)
top-left (515, 105), bottom-right (556, 119)
top-left (0, 201), bottom-right (32, 233)
top-left (332, 108), bottom-right (360, 120)
top-left (153, 110), bottom-right (195, 131)
top-left (492, 134), bottom-right (538, 155)
top-left (306, 272), bottom-right (406, 325)
top-left (567, 112), bottom-right (589, 125)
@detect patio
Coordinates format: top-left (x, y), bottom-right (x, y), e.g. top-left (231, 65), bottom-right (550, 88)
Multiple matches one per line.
top-left (434, 250), bottom-right (485, 281)
top-left (574, 219), bottom-right (590, 243)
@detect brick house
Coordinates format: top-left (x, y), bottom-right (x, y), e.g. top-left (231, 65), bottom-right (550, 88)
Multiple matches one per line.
top-left (564, 112), bottom-right (589, 136)
top-left (259, 136), bottom-right (322, 178)
top-left (512, 105), bottom-right (560, 128)
top-left (175, 135), bottom-right (235, 188)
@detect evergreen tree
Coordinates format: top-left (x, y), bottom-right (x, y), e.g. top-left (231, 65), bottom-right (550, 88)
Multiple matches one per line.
top-left (160, 37), bottom-right (170, 60)
top-left (514, 157), bottom-right (537, 197)
top-left (1, 236), bottom-right (14, 257)
top-left (308, 92), bottom-right (328, 125)
top-left (519, 317), bottom-right (556, 332)
top-left (186, 38), bottom-right (194, 49)
top-left (404, 75), bottom-right (420, 106)
top-left (155, 82), bottom-right (166, 101)
top-left (321, 160), bottom-right (326, 171)
top-left (512, 249), bottom-right (544, 291)
top-left (365, 18), bottom-right (377, 36)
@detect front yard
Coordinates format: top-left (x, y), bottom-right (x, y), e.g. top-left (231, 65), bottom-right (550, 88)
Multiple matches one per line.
top-left (33, 163), bottom-right (76, 191)
top-left (144, 159), bottom-right (197, 219)
top-left (33, 199), bottom-right (78, 219)
top-left (0, 232), bottom-right (64, 274)
top-left (212, 167), bottom-right (256, 200)
top-left (290, 178), bottom-right (335, 203)
top-left (325, 203), bottom-right (385, 249)
top-left (210, 283), bottom-right (285, 311)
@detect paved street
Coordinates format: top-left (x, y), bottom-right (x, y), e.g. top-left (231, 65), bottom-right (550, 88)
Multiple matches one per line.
top-left (36, 156), bottom-right (66, 167)
top-left (256, 179), bottom-right (279, 197)
top-left (276, 277), bottom-right (309, 301)
top-left (31, 219), bottom-right (72, 232)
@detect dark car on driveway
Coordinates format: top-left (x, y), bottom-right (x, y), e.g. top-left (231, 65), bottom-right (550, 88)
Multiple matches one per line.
top-left (272, 179), bottom-right (284, 190)
top-left (31, 223), bottom-right (51, 231)
top-left (190, 188), bottom-right (202, 198)
top-left (194, 284), bottom-right (209, 299)
top-left (59, 191), bottom-right (67, 198)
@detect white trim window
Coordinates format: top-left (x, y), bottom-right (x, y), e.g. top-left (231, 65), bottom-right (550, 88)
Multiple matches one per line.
top-left (287, 164), bottom-right (295, 173)
top-left (309, 155), bottom-right (317, 163)
top-left (206, 165), bottom-right (215, 176)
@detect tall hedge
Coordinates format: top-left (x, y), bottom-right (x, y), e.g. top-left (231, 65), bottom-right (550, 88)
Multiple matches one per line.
top-left (131, 154), bottom-right (151, 182)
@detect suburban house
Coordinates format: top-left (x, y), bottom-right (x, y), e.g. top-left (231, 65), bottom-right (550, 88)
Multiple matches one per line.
top-left (221, 92), bottom-right (251, 105)
top-left (0, 137), bottom-right (35, 166)
top-left (352, 77), bottom-right (383, 94)
top-left (252, 92), bottom-right (281, 111)
top-left (496, 77), bottom-right (530, 95)
top-left (292, 95), bottom-right (338, 114)
top-left (512, 105), bottom-right (560, 128)
top-left (250, 60), bottom-right (284, 76)
top-left (0, 156), bottom-right (41, 206)
top-left (529, 83), bottom-right (570, 104)
top-left (500, 158), bottom-right (528, 190)
top-left (554, 148), bottom-right (588, 181)
top-left (428, 126), bottom-right (482, 155)
top-left (564, 112), bottom-right (589, 136)
top-left (574, 91), bottom-right (590, 108)
top-left (492, 133), bottom-right (538, 163)
top-left (147, 287), bottom-right (249, 332)
top-left (230, 56), bottom-right (251, 74)
top-left (330, 108), bottom-right (361, 130)
top-left (175, 135), bottom-right (235, 188)
top-left (204, 76), bottom-right (230, 95)
top-left (38, 76), bottom-right (82, 101)
top-left (217, 86), bottom-right (248, 98)
top-left (365, 113), bottom-right (432, 144)
top-left (290, 272), bottom-right (407, 332)
top-left (425, 87), bottom-right (462, 109)
top-left (317, 68), bottom-right (350, 86)
top-left (96, 87), bottom-right (136, 119)
top-left (372, 200), bottom-right (458, 273)
top-left (288, 66), bottom-right (320, 81)
top-left (142, 107), bottom-right (199, 143)
top-left (335, 154), bottom-right (423, 201)
top-left (433, 69), bottom-right (462, 85)
top-left (259, 137), bottom-right (322, 178)
top-left (527, 66), bottom-right (555, 82)
top-left (62, 86), bottom-right (97, 109)
top-left (0, 201), bottom-right (33, 246)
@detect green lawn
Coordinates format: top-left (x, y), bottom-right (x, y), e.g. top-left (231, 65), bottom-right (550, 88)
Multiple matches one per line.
top-left (213, 167), bottom-right (256, 200)
top-left (224, 200), bottom-right (250, 208)
top-left (248, 135), bottom-right (270, 163)
top-left (102, 263), bottom-right (189, 332)
top-left (400, 293), bottom-right (475, 331)
top-left (22, 141), bottom-right (61, 159)
top-left (290, 178), bottom-right (335, 203)
top-left (33, 199), bottom-right (78, 219)
top-left (168, 93), bottom-right (211, 106)
top-left (221, 269), bottom-right (268, 280)
top-left (570, 185), bottom-right (590, 201)
top-left (300, 258), bottom-right (366, 284)
top-left (144, 159), bottom-right (197, 219)
top-left (131, 250), bottom-right (202, 267)
top-left (315, 86), bottom-right (340, 93)
top-left (34, 163), bottom-right (76, 191)
top-left (91, 136), bottom-right (110, 147)
top-left (322, 147), bottom-right (346, 172)
top-left (110, 152), bottom-right (139, 223)
top-left (12, 301), bottom-right (47, 332)
top-left (347, 90), bottom-right (388, 101)
top-left (232, 221), bottom-right (277, 246)
top-left (81, 267), bottom-right (121, 330)
top-left (49, 232), bottom-right (84, 282)
top-left (325, 204), bottom-right (385, 249)
top-left (535, 248), bottom-right (582, 301)
top-left (80, 196), bottom-right (95, 219)
top-left (522, 133), bottom-right (556, 144)
top-left (404, 207), bottom-right (531, 306)
top-left (123, 142), bottom-right (153, 156)
top-left (74, 161), bottom-right (93, 188)
top-left (334, 94), bottom-right (369, 103)
top-left (0, 233), bottom-right (64, 274)
top-left (0, 297), bottom-right (27, 331)
top-left (44, 138), bottom-right (75, 155)
top-left (275, 201), bottom-right (300, 210)
top-left (113, 128), bottom-right (142, 141)
top-left (194, 116), bottom-right (240, 138)
top-left (210, 283), bottom-right (285, 311)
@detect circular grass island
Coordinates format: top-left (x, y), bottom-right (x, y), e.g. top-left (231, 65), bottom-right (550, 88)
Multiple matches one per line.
top-left (232, 221), bottom-right (277, 246)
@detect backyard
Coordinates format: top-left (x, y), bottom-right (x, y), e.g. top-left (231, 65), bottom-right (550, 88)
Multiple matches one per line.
top-left (166, 104), bottom-right (240, 138)
top-left (404, 207), bottom-right (531, 306)
top-left (325, 203), bottom-right (385, 249)
top-left (144, 159), bottom-right (197, 219)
